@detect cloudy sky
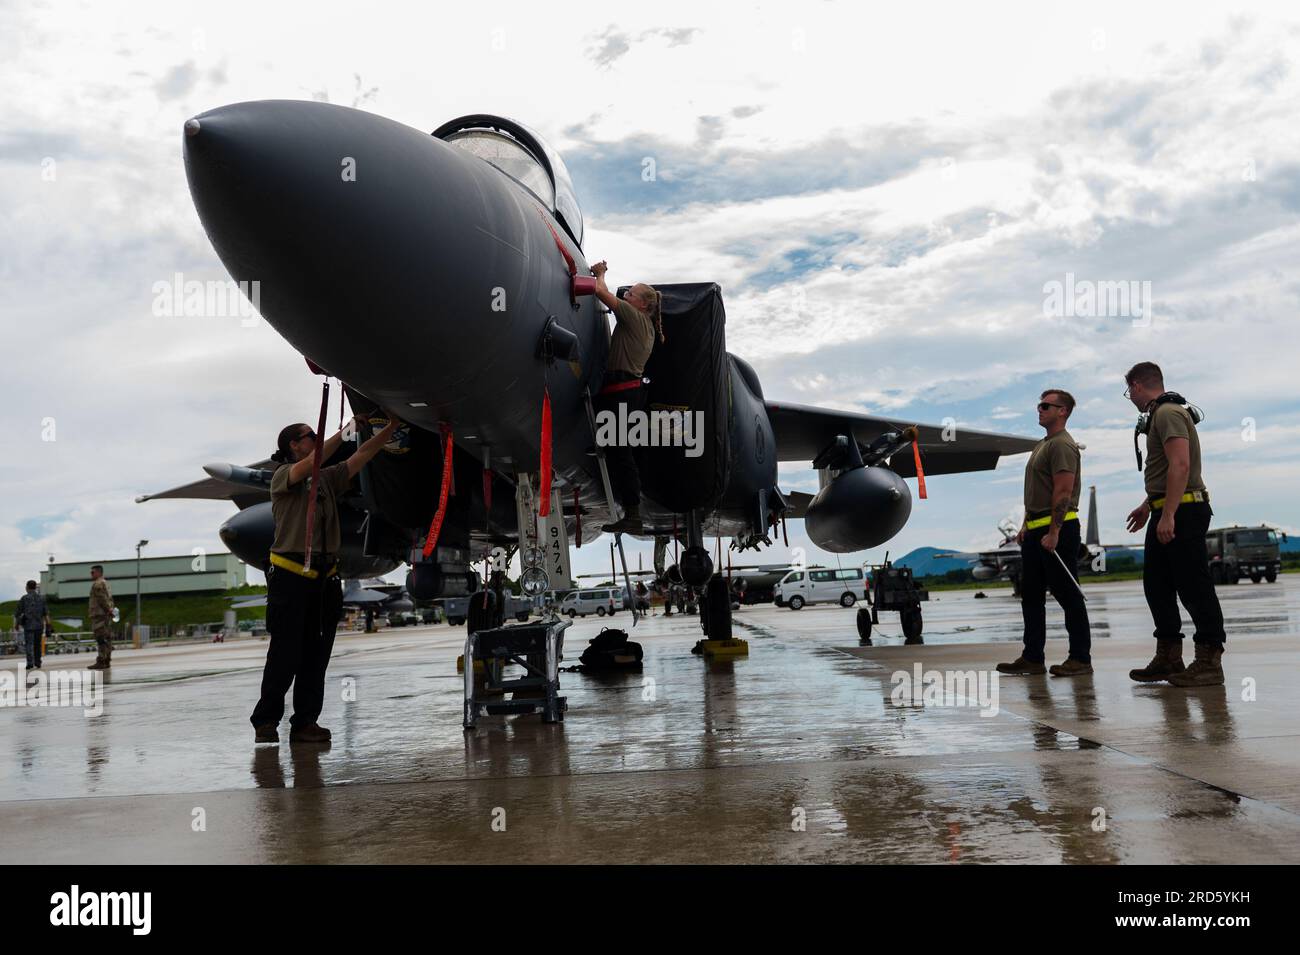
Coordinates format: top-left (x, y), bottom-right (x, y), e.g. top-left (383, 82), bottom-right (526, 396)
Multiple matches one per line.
top-left (3, 0), bottom-right (1299, 595)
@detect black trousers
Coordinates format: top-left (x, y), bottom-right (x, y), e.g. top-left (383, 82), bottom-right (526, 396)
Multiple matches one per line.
top-left (1143, 501), bottom-right (1225, 646)
top-left (23, 628), bottom-right (42, 668)
top-left (1020, 519), bottom-right (1091, 663)
top-left (593, 377), bottom-right (647, 511)
top-left (250, 566), bottom-right (343, 728)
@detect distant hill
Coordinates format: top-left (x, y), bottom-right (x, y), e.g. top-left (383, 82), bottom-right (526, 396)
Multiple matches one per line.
top-left (898, 540), bottom-right (1292, 575)
top-left (895, 547), bottom-right (974, 577)
top-left (1099, 547), bottom-right (1145, 565)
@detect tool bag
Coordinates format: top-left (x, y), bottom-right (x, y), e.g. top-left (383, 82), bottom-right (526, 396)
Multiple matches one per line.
top-left (579, 627), bottom-right (644, 670)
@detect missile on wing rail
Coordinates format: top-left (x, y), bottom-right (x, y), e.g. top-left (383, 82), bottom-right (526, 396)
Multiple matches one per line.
top-left (203, 462), bottom-right (274, 489)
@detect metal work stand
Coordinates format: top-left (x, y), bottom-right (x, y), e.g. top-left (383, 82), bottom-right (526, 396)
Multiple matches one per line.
top-left (463, 617), bottom-right (571, 729)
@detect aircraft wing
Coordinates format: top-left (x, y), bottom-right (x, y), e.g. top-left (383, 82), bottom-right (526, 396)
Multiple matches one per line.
top-left (765, 401), bottom-right (1037, 476)
top-left (136, 458), bottom-right (277, 509)
top-left (574, 570), bottom-right (658, 580)
top-left (933, 550), bottom-right (982, 561)
top-left (231, 584), bottom-right (396, 609)
top-left (342, 587), bottom-right (395, 604)
top-left (935, 545), bottom-right (1018, 560)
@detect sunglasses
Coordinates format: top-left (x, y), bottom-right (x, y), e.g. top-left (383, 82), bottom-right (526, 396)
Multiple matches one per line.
top-left (1038, 402), bottom-right (1063, 412)
top-left (294, 430), bottom-right (316, 442)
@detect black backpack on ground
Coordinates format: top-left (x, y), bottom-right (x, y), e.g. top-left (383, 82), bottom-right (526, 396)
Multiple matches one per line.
top-left (579, 628), bottom-right (644, 671)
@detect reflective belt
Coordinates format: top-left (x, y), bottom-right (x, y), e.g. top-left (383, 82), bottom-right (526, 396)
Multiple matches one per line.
top-left (269, 552), bottom-right (338, 579)
top-left (1150, 490), bottom-right (1208, 510)
top-left (1025, 511), bottom-right (1078, 531)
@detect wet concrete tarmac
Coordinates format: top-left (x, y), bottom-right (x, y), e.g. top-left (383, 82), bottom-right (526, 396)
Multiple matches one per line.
top-left (2, 576), bottom-right (1298, 863)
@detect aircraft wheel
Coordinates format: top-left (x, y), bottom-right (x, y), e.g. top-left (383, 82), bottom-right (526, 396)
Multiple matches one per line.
top-left (788, 596), bottom-right (804, 610)
top-left (901, 606), bottom-right (924, 644)
top-left (467, 591), bottom-right (498, 635)
top-left (840, 592), bottom-right (856, 608)
top-left (704, 574), bottom-right (732, 640)
top-left (856, 608), bottom-right (873, 645)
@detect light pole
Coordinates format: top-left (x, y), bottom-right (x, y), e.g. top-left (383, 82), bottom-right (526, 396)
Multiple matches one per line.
top-left (136, 539), bottom-right (149, 632)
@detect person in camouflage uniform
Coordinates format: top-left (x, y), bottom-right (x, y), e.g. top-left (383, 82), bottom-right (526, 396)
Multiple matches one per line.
top-left (16, 580), bottom-right (49, 669)
top-left (88, 565), bottom-right (116, 670)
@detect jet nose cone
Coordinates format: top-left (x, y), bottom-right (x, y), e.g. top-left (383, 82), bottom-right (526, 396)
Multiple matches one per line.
top-left (182, 99), bottom-right (513, 394)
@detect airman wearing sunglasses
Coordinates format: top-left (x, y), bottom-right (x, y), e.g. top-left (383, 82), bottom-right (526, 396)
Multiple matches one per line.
top-left (998, 389), bottom-right (1093, 677)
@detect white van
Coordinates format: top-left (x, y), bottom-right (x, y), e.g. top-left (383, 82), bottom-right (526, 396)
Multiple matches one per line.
top-left (773, 567), bottom-right (864, 609)
top-left (557, 588), bottom-right (620, 618)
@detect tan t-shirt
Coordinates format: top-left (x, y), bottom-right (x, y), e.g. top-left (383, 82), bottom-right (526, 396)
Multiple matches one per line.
top-left (607, 298), bottom-right (656, 377)
top-left (1023, 429), bottom-right (1082, 514)
top-left (89, 578), bottom-right (114, 621)
top-left (270, 462), bottom-right (351, 557)
top-left (1145, 402), bottom-right (1205, 496)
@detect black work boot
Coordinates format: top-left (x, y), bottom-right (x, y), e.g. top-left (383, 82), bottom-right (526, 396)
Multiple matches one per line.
top-left (1129, 639), bottom-right (1185, 683)
top-left (996, 656), bottom-right (1046, 675)
top-left (602, 506), bottom-right (643, 535)
top-left (254, 723), bottom-right (280, 744)
top-left (1167, 643), bottom-right (1224, 687)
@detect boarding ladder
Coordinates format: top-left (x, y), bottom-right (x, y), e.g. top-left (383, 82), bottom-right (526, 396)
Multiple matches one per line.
top-left (582, 386), bottom-right (641, 627)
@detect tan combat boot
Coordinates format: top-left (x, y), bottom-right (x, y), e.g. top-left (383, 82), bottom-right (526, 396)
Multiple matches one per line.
top-left (289, 723), bottom-right (332, 743)
top-left (1049, 657), bottom-right (1094, 677)
top-left (1129, 639), bottom-right (1185, 683)
top-left (1167, 643), bottom-right (1224, 687)
top-left (996, 656), bottom-right (1046, 675)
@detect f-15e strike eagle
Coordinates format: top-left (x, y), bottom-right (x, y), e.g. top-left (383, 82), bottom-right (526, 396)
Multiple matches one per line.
top-left (140, 101), bottom-right (1036, 636)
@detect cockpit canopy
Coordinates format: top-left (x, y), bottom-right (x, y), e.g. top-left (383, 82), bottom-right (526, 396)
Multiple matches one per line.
top-left (432, 114), bottom-right (584, 249)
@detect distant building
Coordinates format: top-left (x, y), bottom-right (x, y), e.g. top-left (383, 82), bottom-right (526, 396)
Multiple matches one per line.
top-left (39, 554), bottom-right (246, 601)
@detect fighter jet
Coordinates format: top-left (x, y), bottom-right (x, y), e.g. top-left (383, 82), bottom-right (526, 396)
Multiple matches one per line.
top-left (146, 100), bottom-right (1037, 638)
top-left (229, 577), bottom-right (413, 614)
top-left (944, 486), bottom-right (1131, 592)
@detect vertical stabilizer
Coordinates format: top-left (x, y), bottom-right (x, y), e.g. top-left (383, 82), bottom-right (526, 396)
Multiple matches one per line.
top-left (1086, 485), bottom-right (1100, 548)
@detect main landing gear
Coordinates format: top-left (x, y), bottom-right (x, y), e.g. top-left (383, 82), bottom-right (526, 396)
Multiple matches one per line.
top-left (683, 512), bottom-right (748, 659)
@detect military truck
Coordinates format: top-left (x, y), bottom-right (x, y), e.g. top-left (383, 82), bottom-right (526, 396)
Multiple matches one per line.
top-left (1206, 525), bottom-right (1284, 584)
